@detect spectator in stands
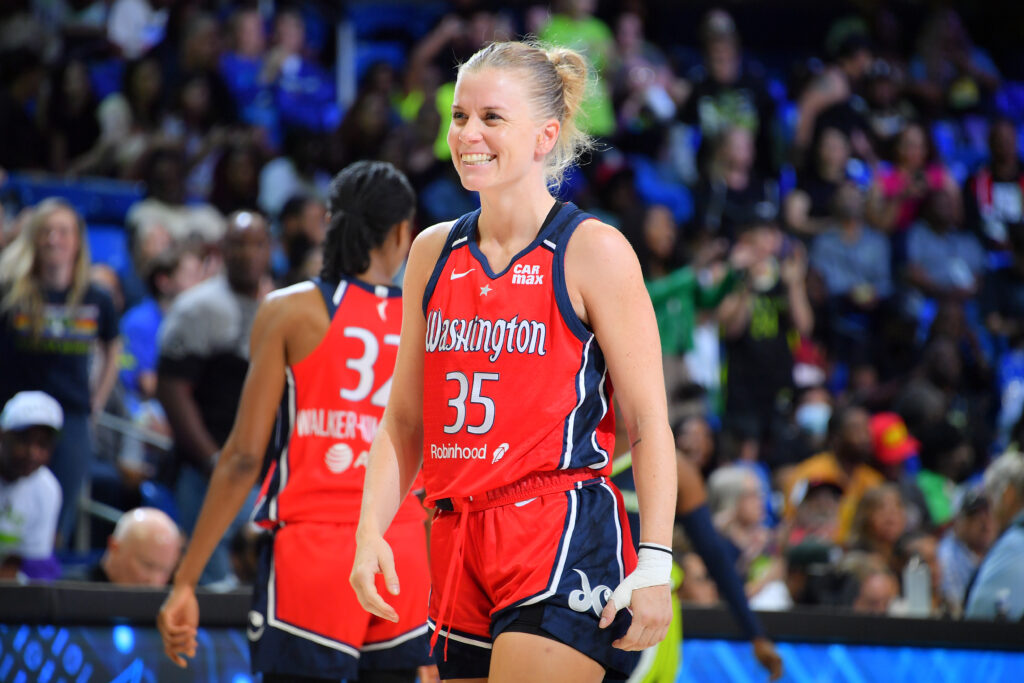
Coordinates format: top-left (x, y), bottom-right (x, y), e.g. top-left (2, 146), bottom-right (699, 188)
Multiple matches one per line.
top-left (965, 117), bottom-right (1023, 254)
top-left (164, 12), bottom-right (236, 130)
top-left (680, 8), bottom-right (777, 178)
top-left (792, 386), bottom-right (834, 456)
top-left (785, 128), bottom-right (856, 239)
top-left (156, 210), bottom-right (270, 585)
top-left (905, 188), bottom-right (985, 305)
top-left (91, 506), bottom-right (182, 586)
top-left (965, 450), bottom-right (1024, 620)
top-left (0, 48), bottom-right (48, 171)
top-left (868, 412), bottom-right (929, 532)
top-left (677, 414), bottom-right (718, 479)
top-left (784, 406), bottom-right (883, 545)
top-left (908, 8), bottom-right (1001, 118)
top-left (74, 54), bottom-right (166, 178)
top-left (866, 122), bottom-right (959, 235)
top-left (121, 246), bottom-right (203, 409)
top-left (982, 222), bottom-right (1024, 345)
top-left (270, 194), bottom-right (326, 281)
top-left (220, 4), bottom-right (268, 106)
top-left (862, 58), bottom-right (916, 155)
top-left (332, 89), bottom-right (400, 171)
top-left (257, 127), bottom-right (331, 219)
top-left (938, 487), bottom-right (995, 616)
top-left (893, 529), bottom-right (945, 616)
top-left (0, 391), bottom-right (63, 580)
top-left (538, 0), bottom-right (617, 138)
top-left (261, 8), bottom-right (336, 133)
top-left (43, 58), bottom-right (101, 175)
top-left (915, 420), bottom-right (974, 528)
top-left (209, 141), bottom-right (264, 217)
top-left (691, 127), bottom-right (778, 243)
top-left (107, 0), bottom-right (169, 60)
top-left (0, 199), bottom-right (120, 548)
top-left (718, 212), bottom-right (813, 463)
top-left (708, 465), bottom-right (787, 607)
top-left (848, 563), bottom-right (899, 615)
top-left (850, 484), bottom-right (907, 568)
top-left (610, 10), bottom-right (685, 158)
top-left (810, 182), bottom-right (892, 363)
top-left (794, 34), bottom-right (875, 168)
top-left (127, 147), bottom-right (226, 244)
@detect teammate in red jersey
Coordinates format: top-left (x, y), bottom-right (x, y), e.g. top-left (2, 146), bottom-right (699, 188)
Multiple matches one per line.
top-left (351, 41), bottom-right (677, 682)
top-left (158, 161), bottom-right (437, 683)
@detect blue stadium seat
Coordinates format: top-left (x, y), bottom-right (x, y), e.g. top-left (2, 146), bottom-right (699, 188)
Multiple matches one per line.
top-left (346, 1), bottom-right (446, 41)
top-left (630, 155), bottom-right (694, 225)
top-left (86, 223), bottom-right (130, 273)
top-left (4, 173), bottom-right (144, 224)
top-left (139, 480), bottom-right (179, 523)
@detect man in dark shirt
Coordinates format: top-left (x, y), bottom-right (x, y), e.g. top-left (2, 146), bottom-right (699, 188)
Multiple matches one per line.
top-left (0, 48), bottom-right (48, 171)
top-left (89, 506), bottom-right (182, 586)
top-left (156, 210), bottom-right (270, 585)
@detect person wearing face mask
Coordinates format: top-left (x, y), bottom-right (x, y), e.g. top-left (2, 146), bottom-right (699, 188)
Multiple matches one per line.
top-left (794, 387), bottom-right (834, 453)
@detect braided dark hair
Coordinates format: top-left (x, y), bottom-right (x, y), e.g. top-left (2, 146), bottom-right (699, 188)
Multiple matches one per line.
top-left (320, 160), bottom-right (415, 281)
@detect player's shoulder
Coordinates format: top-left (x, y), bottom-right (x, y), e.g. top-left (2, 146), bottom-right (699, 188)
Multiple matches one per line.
top-left (407, 220), bottom-right (458, 276)
top-left (260, 281), bottom-right (323, 323)
top-left (567, 216), bottom-right (635, 263)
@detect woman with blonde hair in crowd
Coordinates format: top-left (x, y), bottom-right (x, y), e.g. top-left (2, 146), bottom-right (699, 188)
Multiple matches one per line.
top-left (849, 483), bottom-right (908, 570)
top-left (0, 198), bottom-right (121, 547)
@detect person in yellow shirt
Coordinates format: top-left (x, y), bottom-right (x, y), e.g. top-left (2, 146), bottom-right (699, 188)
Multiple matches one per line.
top-left (784, 405), bottom-right (884, 545)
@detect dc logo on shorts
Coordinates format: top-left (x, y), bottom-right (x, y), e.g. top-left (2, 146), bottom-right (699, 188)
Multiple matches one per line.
top-left (568, 569), bottom-right (612, 617)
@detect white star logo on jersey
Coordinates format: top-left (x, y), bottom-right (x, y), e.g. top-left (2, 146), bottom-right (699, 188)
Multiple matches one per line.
top-left (376, 300), bottom-right (388, 321)
top-left (480, 284), bottom-right (492, 296)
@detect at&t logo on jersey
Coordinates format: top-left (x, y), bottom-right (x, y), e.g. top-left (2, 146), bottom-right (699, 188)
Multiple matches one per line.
top-left (511, 263), bottom-right (544, 285)
top-left (324, 443), bottom-right (368, 474)
top-left (425, 309), bottom-right (547, 362)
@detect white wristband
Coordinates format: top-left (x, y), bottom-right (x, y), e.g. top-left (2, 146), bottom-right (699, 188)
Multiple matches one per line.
top-left (608, 544), bottom-right (672, 612)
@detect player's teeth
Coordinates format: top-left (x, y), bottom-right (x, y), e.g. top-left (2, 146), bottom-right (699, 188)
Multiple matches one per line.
top-left (462, 154), bottom-right (494, 163)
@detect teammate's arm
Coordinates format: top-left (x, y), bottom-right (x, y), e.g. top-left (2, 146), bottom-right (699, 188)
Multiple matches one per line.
top-left (566, 220), bottom-right (676, 651)
top-left (352, 222), bottom-right (450, 621)
top-left (157, 297), bottom-right (289, 667)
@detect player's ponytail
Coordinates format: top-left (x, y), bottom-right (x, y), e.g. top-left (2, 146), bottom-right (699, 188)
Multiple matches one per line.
top-left (321, 160), bottom-right (415, 281)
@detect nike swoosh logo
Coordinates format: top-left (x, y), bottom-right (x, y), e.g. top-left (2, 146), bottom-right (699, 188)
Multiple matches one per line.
top-left (450, 269), bottom-right (475, 280)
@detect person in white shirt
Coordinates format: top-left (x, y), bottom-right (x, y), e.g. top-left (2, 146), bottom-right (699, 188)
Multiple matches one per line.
top-left (0, 391), bottom-right (63, 580)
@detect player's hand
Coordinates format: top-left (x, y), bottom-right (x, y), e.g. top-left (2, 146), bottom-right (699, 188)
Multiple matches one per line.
top-left (157, 584), bottom-right (199, 667)
top-left (600, 584), bottom-right (672, 651)
top-left (350, 533), bottom-right (400, 622)
top-left (417, 664), bottom-right (441, 683)
top-left (753, 637), bottom-right (783, 680)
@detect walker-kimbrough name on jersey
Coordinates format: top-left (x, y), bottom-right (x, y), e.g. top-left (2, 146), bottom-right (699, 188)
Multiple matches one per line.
top-left (294, 408), bottom-right (379, 443)
top-left (425, 308), bottom-right (548, 362)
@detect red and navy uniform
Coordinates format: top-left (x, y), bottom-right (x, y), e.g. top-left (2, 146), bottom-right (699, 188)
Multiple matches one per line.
top-left (249, 276), bottom-right (432, 680)
top-left (421, 202), bottom-right (639, 679)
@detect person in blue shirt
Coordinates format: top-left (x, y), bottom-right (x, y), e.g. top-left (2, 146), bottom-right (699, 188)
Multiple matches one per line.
top-left (965, 450), bottom-right (1024, 620)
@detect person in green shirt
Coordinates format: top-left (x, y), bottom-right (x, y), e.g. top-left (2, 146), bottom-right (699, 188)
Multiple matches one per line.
top-left (916, 420), bottom-right (975, 526)
top-left (539, 0), bottom-right (617, 137)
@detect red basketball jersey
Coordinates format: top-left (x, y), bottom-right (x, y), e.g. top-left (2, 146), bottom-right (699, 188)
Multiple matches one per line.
top-left (421, 202), bottom-right (615, 505)
top-left (254, 277), bottom-right (424, 526)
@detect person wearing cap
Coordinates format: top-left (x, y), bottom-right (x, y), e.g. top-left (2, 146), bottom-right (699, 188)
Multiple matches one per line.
top-left (0, 391), bottom-right (64, 580)
top-left (869, 412), bottom-right (930, 531)
top-left (937, 486), bottom-right (995, 617)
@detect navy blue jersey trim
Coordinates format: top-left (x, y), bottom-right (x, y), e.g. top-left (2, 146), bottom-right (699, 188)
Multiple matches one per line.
top-left (340, 274), bottom-right (402, 298)
top-left (466, 201), bottom-right (566, 280)
top-left (422, 212), bottom-right (479, 316)
top-left (313, 278), bottom-right (341, 319)
top-left (550, 208), bottom-right (595, 344)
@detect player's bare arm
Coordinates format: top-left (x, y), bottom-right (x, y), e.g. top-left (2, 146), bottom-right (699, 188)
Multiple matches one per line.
top-left (352, 221), bottom-right (451, 619)
top-left (565, 219), bottom-right (677, 650)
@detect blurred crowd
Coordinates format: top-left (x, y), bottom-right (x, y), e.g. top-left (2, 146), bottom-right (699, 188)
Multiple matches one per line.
top-left (1, 0), bottom-right (1024, 622)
